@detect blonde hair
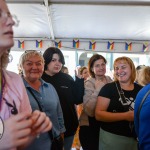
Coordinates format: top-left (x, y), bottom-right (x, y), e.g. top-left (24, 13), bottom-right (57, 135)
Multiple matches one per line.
top-left (19, 50), bottom-right (44, 72)
top-left (113, 56), bottom-right (136, 83)
top-left (138, 66), bottom-right (150, 86)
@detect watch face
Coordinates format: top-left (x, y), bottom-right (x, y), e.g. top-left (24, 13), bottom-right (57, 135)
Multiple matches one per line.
top-left (0, 117), bottom-right (4, 140)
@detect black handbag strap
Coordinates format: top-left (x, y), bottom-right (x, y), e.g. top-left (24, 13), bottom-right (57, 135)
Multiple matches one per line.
top-left (137, 89), bottom-right (150, 125)
top-left (27, 87), bottom-right (54, 141)
top-left (115, 81), bottom-right (127, 103)
top-left (115, 81), bottom-right (129, 111)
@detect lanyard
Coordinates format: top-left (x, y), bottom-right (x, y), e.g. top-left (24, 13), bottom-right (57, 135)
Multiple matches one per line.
top-left (0, 71), bottom-right (5, 109)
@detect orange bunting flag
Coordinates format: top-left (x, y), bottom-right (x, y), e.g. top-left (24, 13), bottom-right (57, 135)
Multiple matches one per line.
top-left (89, 40), bottom-right (96, 50)
top-left (107, 41), bottom-right (114, 50)
top-left (73, 39), bottom-right (79, 48)
top-left (18, 40), bottom-right (24, 49)
top-left (125, 42), bottom-right (132, 51)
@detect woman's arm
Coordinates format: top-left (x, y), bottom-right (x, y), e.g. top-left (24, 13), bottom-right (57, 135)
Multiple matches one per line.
top-left (95, 96), bottom-right (134, 122)
top-left (55, 91), bottom-right (66, 134)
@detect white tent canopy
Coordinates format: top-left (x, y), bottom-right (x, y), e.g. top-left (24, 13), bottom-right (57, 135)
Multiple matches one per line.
top-left (6, 0), bottom-right (150, 53)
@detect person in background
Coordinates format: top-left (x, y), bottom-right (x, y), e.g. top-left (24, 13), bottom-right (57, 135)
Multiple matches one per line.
top-left (42, 47), bottom-right (84, 150)
top-left (72, 66), bottom-right (89, 150)
top-left (61, 66), bottom-right (69, 74)
top-left (80, 66), bottom-right (89, 81)
top-left (0, 1), bottom-right (52, 149)
top-left (137, 66), bottom-right (149, 86)
top-left (95, 56), bottom-right (142, 150)
top-left (134, 66), bottom-right (150, 150)
top-left (79, 54), bottom-right (112, 150)
top-left (135, 65), bottom-right (145, 84)
top-left (19, 51), bottom-right (66, 150)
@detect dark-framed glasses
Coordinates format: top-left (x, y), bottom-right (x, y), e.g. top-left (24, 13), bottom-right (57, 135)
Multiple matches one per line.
top-left (0, 11), bottom-right (20, 27)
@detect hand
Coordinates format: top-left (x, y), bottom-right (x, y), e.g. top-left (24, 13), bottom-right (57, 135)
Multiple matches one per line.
top-left (30, 110), bottom-right (52, 136)
top-left (125, 111), bottom-right (134, 121)
top-left (75, 68), bottom-right (82, 79)
top-left (0, 113), bottom-right (33, 150)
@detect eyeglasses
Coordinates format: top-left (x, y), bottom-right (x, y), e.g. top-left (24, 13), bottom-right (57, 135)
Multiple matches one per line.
top-left (0, 11), bottom-right (20, 27)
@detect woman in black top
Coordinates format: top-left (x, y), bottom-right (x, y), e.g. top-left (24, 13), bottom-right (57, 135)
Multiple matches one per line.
top-left (95, 56), bottom-right (142, 150)
top-left (42, 47), bottom-right (84, 150)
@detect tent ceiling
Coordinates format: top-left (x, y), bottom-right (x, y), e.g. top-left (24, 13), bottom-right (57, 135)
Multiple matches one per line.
top-left (7, 0), bottom-right (150, 41)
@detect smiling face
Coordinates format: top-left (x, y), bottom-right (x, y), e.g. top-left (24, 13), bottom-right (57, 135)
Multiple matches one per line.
top-left (114, 60), bottom-right (132, 84)
top-left (0, 0), bottom-right (15, 55)
top-left (22, 55), bottom-right (44, 82)
top-left (46, 54), bottom-right (63, 76)
top-left (92, 58), bottom-right (106, 77)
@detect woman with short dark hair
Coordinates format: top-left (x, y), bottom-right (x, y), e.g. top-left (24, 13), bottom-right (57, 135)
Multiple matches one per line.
top-left (42, 47), bottom-right (84, 150)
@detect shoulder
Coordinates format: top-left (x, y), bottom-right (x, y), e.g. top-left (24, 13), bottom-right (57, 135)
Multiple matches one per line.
top-left (4, 70), bottom-right (21, 79)
top-left (102, 82), bottom-right (115, 89)
top-left (58, 72), bottom-right (74, 81)
top-left (41, 78), bottom-right (56, 90)
top-left (135, 84), bottom-right (150, 114)
top-left (136, 84), bottom-right (150, 98)
top-left (134, 83), bottom-right (143, 91)
top-left (85, 77), bottom-right (95, 85)
top-left (99, 82), bottom-right (116, 96)
top-left (105, 75), bottom-right (113, 82)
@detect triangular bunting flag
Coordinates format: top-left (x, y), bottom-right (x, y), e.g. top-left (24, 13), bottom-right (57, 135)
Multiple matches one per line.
top-left (89, 40), bottom-right (96, 50)
top-left (73, 39), bottom-right (79, 48)
top-left (36, 40), bottom-right (42, 48)
top-left (142, 43), bottom-right (149, 52)
top-left (107, 41), bottom-right (114, 50)
top-left (125, 42), bottom-right (132, 51)
top-left (55, 40), bottom-right (62, 48)
top-left (18, 40), bottom-right (24, 49)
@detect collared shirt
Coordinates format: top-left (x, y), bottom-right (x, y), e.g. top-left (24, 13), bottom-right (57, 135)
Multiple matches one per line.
top-left (23, 78), bottom-right (65, 137)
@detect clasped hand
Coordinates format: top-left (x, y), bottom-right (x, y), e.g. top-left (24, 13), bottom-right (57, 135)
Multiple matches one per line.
top-left (0, 110), bottom-right (52, 150)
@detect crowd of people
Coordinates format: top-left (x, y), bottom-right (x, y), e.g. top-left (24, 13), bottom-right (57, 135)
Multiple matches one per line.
top-left (0, 1), bottom-right (150, 150)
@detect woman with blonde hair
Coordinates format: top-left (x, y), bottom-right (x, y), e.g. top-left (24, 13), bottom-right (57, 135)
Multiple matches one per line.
top-left (95, 56), bottom-right (142, 150)
top-left (19, 51), bottom-right (65, 150)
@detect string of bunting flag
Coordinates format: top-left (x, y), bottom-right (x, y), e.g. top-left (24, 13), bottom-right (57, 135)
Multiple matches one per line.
top-left (16, 39), bottom-right (150, 53)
